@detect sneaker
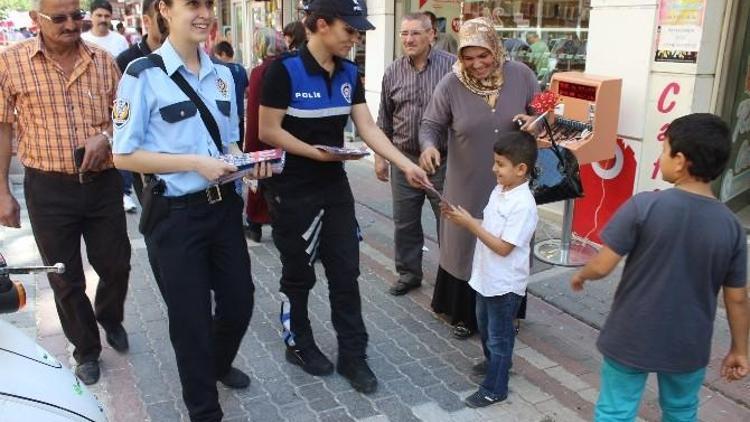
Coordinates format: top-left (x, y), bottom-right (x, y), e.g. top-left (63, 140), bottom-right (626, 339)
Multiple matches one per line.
top-left (471, 360), bottom-right (488, 376)
top-left (464, 390), bottom-right (506, 408)
top-left (337, 357), bottom-right (378, 394)
top-left (75, 361), bottom-right (101, 385)
top-left (123, 194), bottom-right (137, 213)
top-left (218, 367), bottom-right (251, 389)
top-left (286, 345), bottom-right (334, 376)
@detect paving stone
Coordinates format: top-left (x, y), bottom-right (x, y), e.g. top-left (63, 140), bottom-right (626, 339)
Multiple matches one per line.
top-left (278, 402), bottom-right (318, 422)
top-left (383, 378), bottom-right (430, 407)
top-left (515, 346), bottom-right (558, 370)
top-left (336, 391), bottom-right (380, 419)
top-left (398, 361), bottom-right (440, 388)
top-left (367, 357), bottom-right (404, 383)
top-left (544, 366), bottom-right (590, 392)
top-left (243, 395), bottom-right (282, 421)
top-left (374, 397), bottom-right (421, 422)
top-left (509, 374), bottom-right (554, 405)
top-left (265, 377), bottom-right (305, 406)
top-left (145, 401), bottom-right (182, 422)
top-left (318, 407), bottom-right (356, 422)
top-left (375, 340), bottom-right (415, 365)
top-left (423, 383), bottom-right (465, 412)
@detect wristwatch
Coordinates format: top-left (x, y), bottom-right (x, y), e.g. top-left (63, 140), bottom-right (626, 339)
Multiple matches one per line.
top-left (100, 131), bottom-right (113, 147)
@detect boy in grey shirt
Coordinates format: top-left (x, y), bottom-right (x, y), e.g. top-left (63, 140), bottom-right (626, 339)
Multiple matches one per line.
top-left (571, 113), bottom-right (748, 421)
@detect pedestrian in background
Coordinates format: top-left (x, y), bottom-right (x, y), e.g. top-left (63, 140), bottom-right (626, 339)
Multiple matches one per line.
top-left (283, 20), bottom-right (307, 51)
top-left (571, 113), bottom-right (749, 421)
top-left (112, 0), bottom-right (270, 419)
top-left (0, 0), bottom-right (130, 386)
top-left (420, 17), bottom-right (539, 339)
top-left (212, 41), bottom-right (248, 150)
top-left (242, 27), bottom-right (287, 243)
top-left (423, 10), bottom-right (458, 55)
top-left (376, 12), bottom-right (454, 296)
top-left (82, 0), bottom-right (137, 213)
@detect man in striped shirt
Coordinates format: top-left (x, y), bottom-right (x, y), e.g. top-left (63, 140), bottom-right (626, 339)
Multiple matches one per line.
top-left (0, 0), bottom-right (130, 386)
top-left (376, 12), bottom-right (455, 296)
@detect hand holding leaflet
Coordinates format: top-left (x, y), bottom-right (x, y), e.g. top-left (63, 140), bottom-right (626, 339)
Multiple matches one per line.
top-left (216, 149), bottom-right (286, 184)
top-left (313, 145), bottom-right (371, 158)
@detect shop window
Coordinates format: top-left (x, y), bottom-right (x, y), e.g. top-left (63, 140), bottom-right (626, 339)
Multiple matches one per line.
top-left (409, 0), bottom-right (590, 89)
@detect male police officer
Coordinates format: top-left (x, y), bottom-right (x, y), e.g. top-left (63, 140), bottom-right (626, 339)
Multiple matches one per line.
top-left (259, 0), bottom-right (432, 394)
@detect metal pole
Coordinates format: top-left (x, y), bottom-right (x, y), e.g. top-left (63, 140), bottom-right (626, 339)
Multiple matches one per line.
top-left (559, 198), bottom-right (575, 263)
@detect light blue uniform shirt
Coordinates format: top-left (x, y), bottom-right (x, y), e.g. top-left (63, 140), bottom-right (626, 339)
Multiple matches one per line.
top-left (112, 38), bottom-right (239, 197)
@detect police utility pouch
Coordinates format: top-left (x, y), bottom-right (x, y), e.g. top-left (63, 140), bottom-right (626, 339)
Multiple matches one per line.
top-left (531, 118), bottom-right (584, 205)
top-left (138, 176), bottom-right (167, 236)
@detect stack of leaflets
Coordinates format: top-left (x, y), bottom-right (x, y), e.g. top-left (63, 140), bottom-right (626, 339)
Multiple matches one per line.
top-left (217, 149), bottom-right (286, 184)
top-left (313, 145), bottom-right (370, 157)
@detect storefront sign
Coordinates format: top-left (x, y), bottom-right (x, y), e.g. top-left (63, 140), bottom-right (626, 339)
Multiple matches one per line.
top-left (654, 0), bottom-right (706, 63)
top-left (638, 74), bottom-right (696, 192)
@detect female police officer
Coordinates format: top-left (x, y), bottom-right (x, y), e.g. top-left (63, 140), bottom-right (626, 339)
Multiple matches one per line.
top-left (111, 0), bottom-right (269, 420)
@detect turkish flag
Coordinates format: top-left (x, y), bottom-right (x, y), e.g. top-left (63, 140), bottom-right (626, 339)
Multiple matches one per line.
top-left (420, 0), bottom-right (428, 8)
top-left (572, 138), bottom-right (637, 244)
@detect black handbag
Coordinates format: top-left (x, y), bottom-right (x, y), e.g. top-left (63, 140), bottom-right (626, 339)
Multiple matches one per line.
top-left (531, 118), bottom-right (584, 205)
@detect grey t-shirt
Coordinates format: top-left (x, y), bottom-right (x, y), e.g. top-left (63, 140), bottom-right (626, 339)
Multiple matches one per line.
top-left (597, 189), bottom-right (747, 373)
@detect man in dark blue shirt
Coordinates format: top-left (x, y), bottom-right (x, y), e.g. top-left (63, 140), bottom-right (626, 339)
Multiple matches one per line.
top-left (259, 0), bottom-right (432, 395)
top-left (213, 41), bottom-right (249, 149)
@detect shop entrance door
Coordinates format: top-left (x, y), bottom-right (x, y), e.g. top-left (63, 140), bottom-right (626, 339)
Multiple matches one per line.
top-left (718, 0), bottom-right (750, 228)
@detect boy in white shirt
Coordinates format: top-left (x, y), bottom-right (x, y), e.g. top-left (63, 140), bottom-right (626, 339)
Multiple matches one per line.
top-left (443, 131), bottom-right (539, 408)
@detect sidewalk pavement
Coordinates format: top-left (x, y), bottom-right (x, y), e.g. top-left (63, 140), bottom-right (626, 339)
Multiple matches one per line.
top-left (1, 159), bottom-right (748, 422)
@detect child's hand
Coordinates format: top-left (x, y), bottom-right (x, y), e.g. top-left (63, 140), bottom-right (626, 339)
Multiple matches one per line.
top-left (721, 352), bottom-right (749, 381)
top-left (570, 272), bottom-right (586, 291)
top-left (443, 205), bottom-right (476, 228)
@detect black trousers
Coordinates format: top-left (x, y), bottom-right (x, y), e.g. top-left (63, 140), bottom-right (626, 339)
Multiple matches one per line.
top-left (148, 190), bottom-right (254, 422)
top-left (24, 168), bottom-right (131, 364)
top-left (266, 179), bottom-right (368, 358)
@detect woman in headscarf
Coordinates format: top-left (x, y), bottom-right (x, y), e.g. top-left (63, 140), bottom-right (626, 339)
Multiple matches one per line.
top-left (419, 18), bottom-right (539, 339)
top-left (243, 28), bottom-right (289, 242)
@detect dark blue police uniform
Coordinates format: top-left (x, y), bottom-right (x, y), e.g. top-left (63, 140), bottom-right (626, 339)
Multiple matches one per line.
top-left (260, 45), bottom-right (369, 361)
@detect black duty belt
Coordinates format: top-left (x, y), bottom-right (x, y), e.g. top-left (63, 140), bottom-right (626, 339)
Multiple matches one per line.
top-left (167, 184), bottom-right (234, 209)
top-left (26, 167), bottom-right (111, 184)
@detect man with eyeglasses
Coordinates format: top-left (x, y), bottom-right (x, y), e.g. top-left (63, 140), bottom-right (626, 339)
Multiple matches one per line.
top-left (0, 0), bottom-right (131, 386)
top-left (376, 12), bottom-right (454, 297)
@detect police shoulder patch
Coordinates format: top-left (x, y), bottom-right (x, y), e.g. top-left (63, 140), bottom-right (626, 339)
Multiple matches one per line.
top-left (112, 99), bottom-right (131, 128)
top-left (125, 56), bottom-right (159, 77)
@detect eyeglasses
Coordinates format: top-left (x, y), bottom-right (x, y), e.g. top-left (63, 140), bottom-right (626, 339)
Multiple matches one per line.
top-left (37, 9), bottom-right (86, 24)
top-left (399, 29), bottom-right (430, 38)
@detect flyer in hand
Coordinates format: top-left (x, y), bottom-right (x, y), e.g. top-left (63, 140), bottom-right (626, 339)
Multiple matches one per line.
top-left (422, 183), bottom-right (452, 208)
top-left (313, 145), bottom-right (371, 157)
top-left (217, 149), bottom-right (286, 184)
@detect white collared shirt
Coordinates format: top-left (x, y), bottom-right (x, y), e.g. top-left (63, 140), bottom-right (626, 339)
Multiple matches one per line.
top-left (468, 182), bottom-right (538, 297)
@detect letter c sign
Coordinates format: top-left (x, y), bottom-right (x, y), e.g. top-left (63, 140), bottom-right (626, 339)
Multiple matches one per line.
top-left (657, 82), bottom-right (680, 114)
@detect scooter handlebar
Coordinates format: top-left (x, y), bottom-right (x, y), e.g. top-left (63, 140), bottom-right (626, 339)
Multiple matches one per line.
top-left (0, 263), bottom-right (65, 275)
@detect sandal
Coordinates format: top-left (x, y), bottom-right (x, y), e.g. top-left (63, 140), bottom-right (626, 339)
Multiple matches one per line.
top-left (452, 323), bottom-right (473, 339)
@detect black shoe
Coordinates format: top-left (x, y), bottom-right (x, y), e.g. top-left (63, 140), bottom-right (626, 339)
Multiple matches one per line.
top-left (286, 345), bottom-right (334, 376)
top-left (388, 280), bottom-right (421, 296)
top-left (452, 323), bottom-right (473, 339)
top-left (218, 367), bottom-right (251, 389)
top-left (464, 390), bottom-right (506, 408)
top-left (471, 360), bottom-right (488, 376)
top-left (337, 357), bottom-right (378, 394)
top-left (105, 324), bottom-right (129, 353)
top-left (75, 361), bottom-right (101, 385)
top-left (245, 223), bottom-right (262, 242)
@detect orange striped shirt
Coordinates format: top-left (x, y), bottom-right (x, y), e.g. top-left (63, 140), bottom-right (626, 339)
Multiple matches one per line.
top-left (0, 37), bottom-right (120, 174)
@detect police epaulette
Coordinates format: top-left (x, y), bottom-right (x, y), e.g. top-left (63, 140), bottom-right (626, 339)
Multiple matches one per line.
top-left (125, 56), bottom-right (160, 77)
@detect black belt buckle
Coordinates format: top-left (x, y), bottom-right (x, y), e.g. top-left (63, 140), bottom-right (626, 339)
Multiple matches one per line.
top-left (78, 172), bottom-right (94, 184)
top-left (206, 185), bottom-right (222, 204)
